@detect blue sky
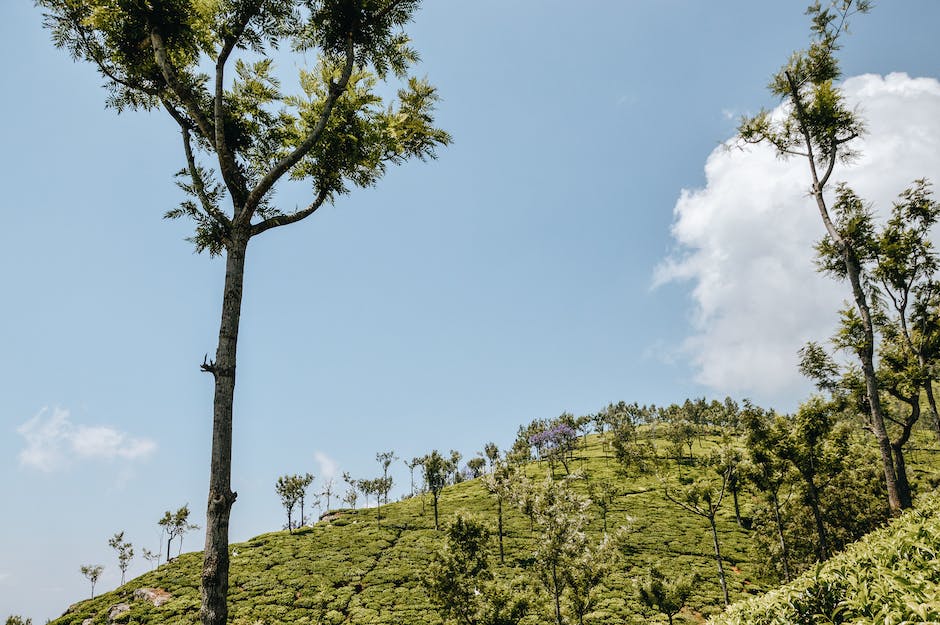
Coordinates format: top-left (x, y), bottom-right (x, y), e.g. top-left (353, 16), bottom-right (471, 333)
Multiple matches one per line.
top-left (2, 1), bottom-right (940, 620)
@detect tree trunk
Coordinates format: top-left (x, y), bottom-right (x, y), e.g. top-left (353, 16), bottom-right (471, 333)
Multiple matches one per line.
top-left (890, 402), bottom-right (918, 510)
top-left (804, 477), bottom-right (829, 561)
top-left (771, 490), bottom-right (791, 582)
top-left (166, 537), bottom-right (173, 563)
top-left (432, 492), bottom-right (439, 530)
top-left (552, 561), bottom-right (563, 625)
top-left (925, 383), bottom-right (940, 443)
top-left (731, 483), bottom-right (742, 528)
top-left (497, 495), bottom-right (504, 564)
top-left (709, 516), bottom-right (729, 607)
top-left (201, 235), bottom-right (247, 625)
top-left (785, 72), bottom-right (902, 514)
top-left (846, 252), bottom-right (902, 513)
top-left (891, 443), bottom-right (913, 510)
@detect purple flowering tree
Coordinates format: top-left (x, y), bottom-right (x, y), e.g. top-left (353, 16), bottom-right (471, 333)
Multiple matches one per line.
top-left (529, 423), bottom-right (578, 475)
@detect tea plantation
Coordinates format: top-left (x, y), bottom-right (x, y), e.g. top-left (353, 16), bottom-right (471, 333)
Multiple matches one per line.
top-left (50, 433), bottom-right (940, 625)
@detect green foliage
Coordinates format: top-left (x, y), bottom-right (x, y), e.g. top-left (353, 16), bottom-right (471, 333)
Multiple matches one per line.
top-left (38, 0), bottom-right (450, 255)
top-left (636, 564), bottom-right (697, 625)
top-left (711, 492), bottom-right (940, 625)
top-left (424, 514), bottom-right (531, 625)
top-left (80, 564), bottom-right (104, 599)
top-left (6, 615), bottom-right (32, 625)
top-left (276, 474), bottom-right (315, 532)
top-left (158, 505), bottom-right (199, 561)
top-left (109, 531), bottom-right (134, 585)
top-left (738, 0), bottom-right (870, 165)
top-left (424, 449), bottom-right (457, 530)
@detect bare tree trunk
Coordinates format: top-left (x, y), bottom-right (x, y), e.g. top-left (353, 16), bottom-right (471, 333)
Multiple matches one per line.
top-left (552, 561), bottom-right (563, 625)
top-left (843, 255), bottom-right (902, 513)
top-left (731, 482), bottom-right (743, 528)
top-left (497, 495), bottom-right (504, 564)
top-left (804, 477), bottom-right (829, 561)
top-left (924, 383), bottom-right (940, 443)
top-left (708, 516), bottom-right (729, 607)
top-left (771, 490), bottom-right (791, 582)
top-left (890, 402), bottom-right (918, 510)
top-left (201, 235), bottom-right (247, 625)
top-left (891, 443), bottom-right (912, 510)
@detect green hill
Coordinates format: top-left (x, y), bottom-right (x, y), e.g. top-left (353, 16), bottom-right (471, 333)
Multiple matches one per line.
top-left (50, 429), bottom-right (940, 625)
top-left (53, 434), bottom-right (766, 625)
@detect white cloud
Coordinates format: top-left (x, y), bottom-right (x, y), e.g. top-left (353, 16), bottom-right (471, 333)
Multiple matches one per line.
top-left (657, 73), bottom-right (940, 406)
top-left (313, 451), bottom-right (338, 481)
top-left (17, 407), bottom-right (157, 472)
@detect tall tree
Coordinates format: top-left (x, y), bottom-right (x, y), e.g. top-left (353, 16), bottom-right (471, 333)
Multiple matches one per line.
top-left (564, 532), bottom-right (620, 625)
top-left (799, 182), bottom-right (940, 511)
top-left (664, 470), bottom-right (732, 606)
top-left (406, 456), bottom-right (424, 497)
top-left (158, 505), bottom-right (199, 562)
top-left (741, 404), bottom-right (795, 582)
top-left (737, 0), bottom-right (910, 513)
top-left (775, 397), bottom-right (847, 561)
top-left (376, 450), bottom-right (398, 505)
top-left (467, 456), bottom-right (486, 478)
top-left (108, 531), bottom-right (134, 585)
top-left (517, 477), bottom-right (614, 625)
top-left (319, 476), bottom-right (336, 513)
top-left (869, 181), bottom-right (940, 492)
top-left (342, 471), bottom-right (359, 509)
top-left (296, 472), bottom-right (315, 527)
top-left (424, 450), bottom-right (455, 530)
top-left (80, 564), bottom-right (104, 599)
top-left (449, 450), bottom-right (464, 483)
top-left (37, 3), bottom-right (449, 624)
top-left (481, 459), bottom-right (515, 564)
top-left (586, 478), bottom-right (617, 533)
top-left (483, 443), bottom-right (500, 472)
top-left (275, 474), bottom-right (302, 532)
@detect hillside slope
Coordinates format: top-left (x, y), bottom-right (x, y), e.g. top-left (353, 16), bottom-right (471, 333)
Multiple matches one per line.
top-left (710, 491), bottom-right (940, 625)
top-left (52, 435), bottom-right (766, 625)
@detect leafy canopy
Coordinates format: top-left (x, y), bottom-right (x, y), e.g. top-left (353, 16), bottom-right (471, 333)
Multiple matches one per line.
top-left (38, 0), bottom-right (450, 254)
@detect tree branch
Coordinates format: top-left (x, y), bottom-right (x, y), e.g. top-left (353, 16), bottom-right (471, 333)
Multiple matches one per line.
top-left (241, 33), bottom-right (356, 225)
top-left (213, 8), bottom-right (256, 196)
top-left (374, 0), bottom-right (409, 23)
top-left (68, 12), bottom-right (157, 98)
top-left (184, 128), bottom-right (232, 229)
top-left (818, 147), bottom-right (838, 190)
top-left (250, 188), bottom-right (330, 237)
top-left (786, 70), bottom-right (847, 252)
top-left (149, 28), bottom-right (215, 146)
top-left (162, 99), bottom-right (232, 231)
